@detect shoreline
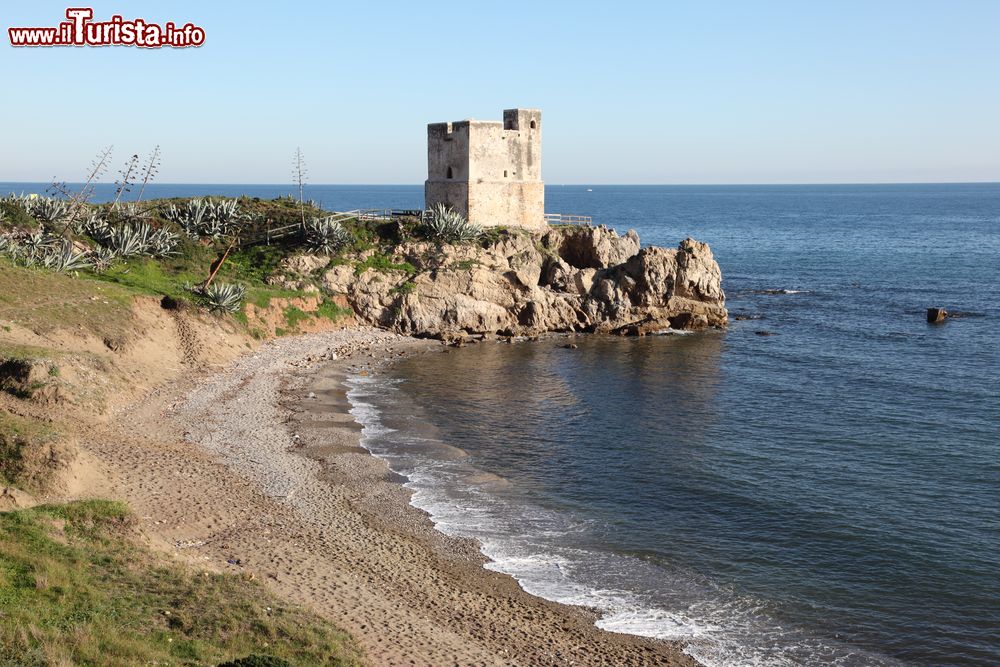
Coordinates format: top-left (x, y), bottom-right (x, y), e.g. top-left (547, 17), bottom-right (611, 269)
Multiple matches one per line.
top-left (90, 327), bottom-right (700, 666)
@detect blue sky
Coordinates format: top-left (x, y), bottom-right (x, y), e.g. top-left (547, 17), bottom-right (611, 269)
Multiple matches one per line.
top-left (2, 1), bottom-right (998, 184)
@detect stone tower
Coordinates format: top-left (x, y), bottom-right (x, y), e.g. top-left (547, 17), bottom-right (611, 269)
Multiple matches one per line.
top-left (425, 108), bottom-right (544, 228)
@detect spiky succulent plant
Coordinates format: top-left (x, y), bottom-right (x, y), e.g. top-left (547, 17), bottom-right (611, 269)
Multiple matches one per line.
top-left (201, 282), bottom-right (247, 313)
top-left (77, 213), bottom-right (109, 238)
top-left (88, 246), bottom-right (119, 273)
top-left (20, 231), bottom-right (54, 263)
top-left (146, 226), bottom-right (179, 258)
top-left (110, 202), bottom-right (149, 223)
top-left (304, 216), bottom-right (352, 254)
top-left (420, 204), bottom-right (483, 243)
top-left (166, 199), bottom-right (210, 237)
top-left (0, 230), bottom-right (54, 266)
top-left (41, 240), bottom-right (91, 272)
top-left (1, 193), bottom-right (33, 213)
top-left (89, 221), bottom-right (178, 259)
top-left (165, 198), bottom-right (245, 239)
top-left (162, 202), bottom-right (190, 226)
top-left (32, 197), bottom-right (69, 226)
top-left (209, 198), bottom-right (242, 224)
top-left (95, 223), bottom-right (147, 257)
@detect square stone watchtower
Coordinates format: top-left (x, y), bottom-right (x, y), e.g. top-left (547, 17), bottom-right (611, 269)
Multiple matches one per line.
top-left (425, 108), bottom-right (545, 228)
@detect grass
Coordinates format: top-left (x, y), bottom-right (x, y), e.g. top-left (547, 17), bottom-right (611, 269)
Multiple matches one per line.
top-left (390, 281), bottom-right (416, 295)
top-left (353, 253), bottom-right (416, 276)
top-left (315, 300), bottom-right (353, 322)
top-left (0, 343), bottom-right (57, 361)
top-left (90, 257), bottom-right (200, 301)
top-left (83, 245), bottom-right (312, 327)
top-left (450, 259), bottom-right (481, 271)
top-left (244, 286), bottom-right (312, 310)
top-left (0, 412), bottom-right (59, 491)
top-left (0, 261), bottom-right (134, 340)
top-left (283, 306), bottom-right (311, 331)
top-left (0, 500), bottom-right (362, 667)
top-left (227, 245), bottom-right (290, 285)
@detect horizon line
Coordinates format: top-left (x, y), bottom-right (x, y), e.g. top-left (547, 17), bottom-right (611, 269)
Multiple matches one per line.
top-left (0, 180), bottom-right (998, 187)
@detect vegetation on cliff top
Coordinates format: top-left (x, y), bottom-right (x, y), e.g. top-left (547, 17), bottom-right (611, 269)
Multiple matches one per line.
top-left (0, 194), bottom-right (361, 331)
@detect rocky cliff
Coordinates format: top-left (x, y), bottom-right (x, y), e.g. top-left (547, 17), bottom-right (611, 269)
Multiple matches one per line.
top-left (279, 226), bottom-right (727, 339)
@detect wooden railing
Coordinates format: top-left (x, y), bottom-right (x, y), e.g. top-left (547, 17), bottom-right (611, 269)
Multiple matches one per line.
top-left (236, 209), bottom-right (430, 248)
top-left (543, 213), bottom-right (593, 225)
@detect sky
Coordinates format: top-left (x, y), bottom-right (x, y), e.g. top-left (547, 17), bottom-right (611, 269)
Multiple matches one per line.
top-left (1, 1), bottom-right (999, 184)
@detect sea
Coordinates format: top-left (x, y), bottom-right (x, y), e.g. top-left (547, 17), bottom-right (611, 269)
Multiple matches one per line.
top-left (5, 182), bottom-right (999, 666)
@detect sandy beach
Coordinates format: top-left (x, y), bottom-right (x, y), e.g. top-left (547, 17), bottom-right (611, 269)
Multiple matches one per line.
top-left (82, 327), bottom-right (698, 666)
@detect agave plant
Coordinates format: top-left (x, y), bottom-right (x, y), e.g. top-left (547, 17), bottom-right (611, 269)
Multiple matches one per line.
top-left (20, 231), bottom-right (54, 264)
top-left (77, 213), bottom-right (109, 238)
top-left (0, 230), bottom-right (55, 267)
top-left (114, 202), bottom-right (147, 222)
top-left (162, 202), bottom-right (190, 225)
top-left (32, 197), bottom-right (69, 226)
top-left (304, 216), bottom-right (352, 254)
top-left (0, 233), bottom-right (25, 262)
top-left (205, 198), bottom-right (246, 238)
top-left (94, 223), bottom-right (148, 257)
top-left (2, 193), bottom-right (33, 213)
top-left (164, 199), bottom-right (208, 237)
top-left (201, 282), bottom-right (247, 313)
top-left (41, 240), bottom-right (91, 272)
top-left (164, 198), bottom-right (246, 239)
top-left (209, 198), bottom-right (242, 223)
top-left (146, 226), bottom-right (179, 258)
top-left (420, 204), bottom-right (483, 243)
top-left (88, 246), bottom-right (119, 273)
top-left (90, 221), bottom-right (178, 259)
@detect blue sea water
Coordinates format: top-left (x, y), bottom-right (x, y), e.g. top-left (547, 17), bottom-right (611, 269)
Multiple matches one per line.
top-left (5, 182), bottom-right (999, 665)
top-left (347, 184), bottom-right (1000, 667)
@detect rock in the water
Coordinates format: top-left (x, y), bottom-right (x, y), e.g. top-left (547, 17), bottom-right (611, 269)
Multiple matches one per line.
top-left (927, 307), bottom-right (948, 323)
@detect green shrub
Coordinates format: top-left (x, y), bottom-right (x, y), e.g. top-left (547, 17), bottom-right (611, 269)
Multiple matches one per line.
top-left (316, 299), bottom-right (353, 322)
top-left (0, 199), bottom-right (36, 229)
top-left (228, 245), bottom-right (286, 284)
top-left (353, 253), bottom-right (416, 276)
top-left (391, 281), bottom-right (416, 295)
top-left (283, 306), bottom-right (311, 330)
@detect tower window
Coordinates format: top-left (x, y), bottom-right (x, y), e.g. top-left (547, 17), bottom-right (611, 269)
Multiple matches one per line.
top-left (504, 170), bottom-right (508, 178)
top-left (447, 166), bottom-right (453, 179)
top-left (530, 119), bottom-right (537, 129)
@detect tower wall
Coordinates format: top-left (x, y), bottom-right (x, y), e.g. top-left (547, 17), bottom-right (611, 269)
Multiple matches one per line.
top-left (425, 108), bottom-right (544, 228)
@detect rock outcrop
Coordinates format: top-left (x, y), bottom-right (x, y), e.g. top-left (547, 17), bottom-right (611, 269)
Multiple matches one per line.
top-left (280, 226), bottom-right (727, 339)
